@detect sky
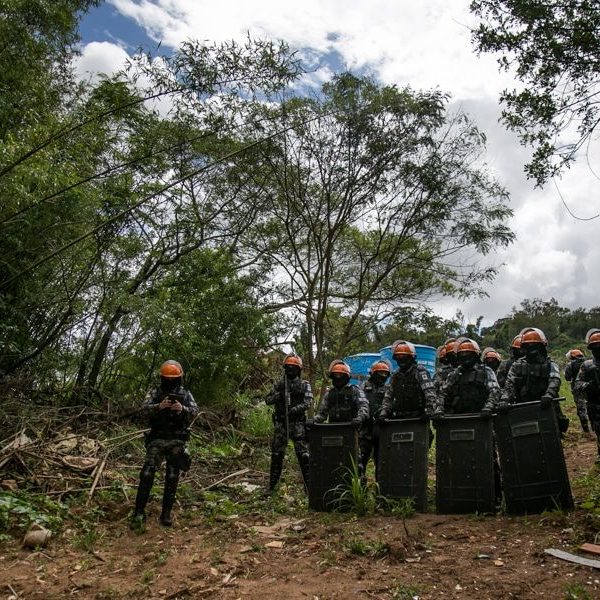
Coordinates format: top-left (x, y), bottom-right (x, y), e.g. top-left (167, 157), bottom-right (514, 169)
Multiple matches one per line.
top-left (76, 0), bottom-right (600, 327)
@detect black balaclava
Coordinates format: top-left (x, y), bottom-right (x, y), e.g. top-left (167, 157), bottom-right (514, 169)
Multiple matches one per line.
top-left (395, 356), bottom-right (415, 372)
top-left (591, 345), bottom-right (600, 361)
top-left (284, 365), bottom-right (301, 380)
top-left (370, 371), bottom-right (388, 386)
top-left (331, 373), bottom-right (349, 389)
top-left (511, 347), bottom-right (523, 360)
top-left (161, 377), bottom-right (181, 393)
top-left (523, 342), bottom-right (545, 363)
top-left (458, 352), bottom-right (478, 369)
top-left (484, 357), bottom-right (500, 371)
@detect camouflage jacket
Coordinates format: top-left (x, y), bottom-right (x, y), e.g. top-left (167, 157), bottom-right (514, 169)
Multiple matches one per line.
top-left (574, 357), bottom-right (600, 404)
top-left (441, 362), bottom-right (499, 414)
top-left (496, 357), bottom-right (515, 389)
top-left (564, 357), bottom-right (585, 390)
top-left (379, 363), bottom-right (441, 419)
top-left (265, 376), bottom-right (313, 422)
top-left (360, 378), bottom-right (388, 424)
top-left (433, 365), bottom-right (454, 394)
top-left (315, 384), bottom-right (369, 423)
top-left (142, 385), bottom-right (198, 441)
top-left (500, 356), bottom-right (561, 404)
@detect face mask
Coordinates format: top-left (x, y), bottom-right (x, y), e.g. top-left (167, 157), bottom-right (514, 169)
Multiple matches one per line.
top-left (331, 374), bottom-right (348, 388)
top-left (284, 366), bottom-right (300, 380)
top-left (458, 353), bottom-right (477, 369)
top-left (395, 357), bottom-right (413, 370)
top-left (372, 372), bottom-right (388, 386)
top-left (592, 347), bottom-right (600, 361)
top-left (161, 377), bottom-right (179, 392)
top-left (523, 345), bottom-right (542, 362)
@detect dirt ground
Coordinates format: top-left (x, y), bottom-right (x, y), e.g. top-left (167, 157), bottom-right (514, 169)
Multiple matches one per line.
top-left (1, 430), bottom-right (600, 600)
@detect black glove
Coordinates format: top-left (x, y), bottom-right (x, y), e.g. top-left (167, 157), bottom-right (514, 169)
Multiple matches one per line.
top-left (289, 405), bottom-right (303, 418)
top-left (313, 415), bottom-right (325, 424)
top-left (377, 415), bottom-right (389, 424)
top-left (431, 411), bottom-right (445, 422)
top-left (497, 402), bottom-right (510, 415)
top-left (479, 408), bottom-right (492, 420)
top-left (540, 395), bottom-right (553, 409)
top-left (351, 417), bottom-right (362, 427)
top-left (419, 413), bottom-right (430, 423)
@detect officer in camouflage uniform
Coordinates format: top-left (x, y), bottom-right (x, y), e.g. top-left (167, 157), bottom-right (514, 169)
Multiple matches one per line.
top-left (434, 341), bottom-right (455, 394)
top-left (565, 348), bottom-right (590, 433)
top-left (132, 360), bottom-right (198, 527)
top-left (482, 347), bottom-right (502, 374)
top-left (265, 354), bottom-right (312, 493)
top-left (574, 329), bottom-right (600, 460)
top-left (440, 339), bottom-right (499, 417)
top-left (359, 360), bottom-right (391, 479)
top-left (378, 340), bottom-right (443, 425)
top-left (500, 327), bottom-right (569, 435)
top-left (496, 335), bottom-right (522, 388)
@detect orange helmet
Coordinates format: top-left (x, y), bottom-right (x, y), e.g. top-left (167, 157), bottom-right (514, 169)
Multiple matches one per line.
top-left (586, 329), bottom-right (600, 348)
top-left (328, 360), bottom-right (351, 377)
top-left (566, 349), bottom-right (584, 359)
top-left (483, 347), bottom-right (501, 362)
top-left (392, 340), bottom-right (416, 358)
top-left (456, 338), bottom-right (481, 355)
top-left (520, 327), bottom-right (547, 346)
top-left (444, 338), bottom-right (457, 356)
top-left (510, 335), bottom-right (522, 349)
top-left (159, 360), bottom-right (183, 379)
top-left (369, 360), bottom-right (391, 376)
top-left (283, 354), bottom-right (303, 369)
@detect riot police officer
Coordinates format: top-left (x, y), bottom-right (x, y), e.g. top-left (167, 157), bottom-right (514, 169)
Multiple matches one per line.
top-left (434, 341), bottom-right (455, 393)
top-left (440, 339), bottom-right (499, 417)
top-left (265, 354), bottom-right (312, 493)
top-left (314, 360), bottom-right (369, 426)
top-left (482, 347), bottom-right (502, 374)
top-left (378, 340), bottom-right (442, 422)
top-left (132, 360), bottom-right (198, 527)
top-left (359, 360), bottom-right (391, 479)
top-left (500, 327), bottom-right (568, 434)
top-left (496, 335), bottom-right (522, 388)
top-left (565, 348), bottom-right (590, 433)
top-left (575, 330), bottom-right (600, 460)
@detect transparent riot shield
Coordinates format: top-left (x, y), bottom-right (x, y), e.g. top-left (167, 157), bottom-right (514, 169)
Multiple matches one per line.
top-left (494, 400), bottom-right (573, 514)
top-left (377, 418), bottom-right (430, 511)
top-left (308, 422), bottom-right (358, 511)
top-left (435, 414), bottom-right (495, 514)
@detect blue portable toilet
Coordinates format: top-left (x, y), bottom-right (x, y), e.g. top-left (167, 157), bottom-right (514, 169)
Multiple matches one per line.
top-left (343, 353), bottom-right (381, 386)
top-left (380, 344), bottom-right (437, 377)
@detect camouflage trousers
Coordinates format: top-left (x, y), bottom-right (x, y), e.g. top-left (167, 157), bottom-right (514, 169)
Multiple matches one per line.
top-left (587, 403), bottom-right (600, 455)
top-left (572, 388), bottom-right (590, 429)
top-left (144, 438), bottom-right (191, 471)
top-left (271, 419), bottom-right (308, 455)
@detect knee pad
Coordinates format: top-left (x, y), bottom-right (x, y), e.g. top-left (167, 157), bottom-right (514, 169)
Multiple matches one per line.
top-left (140, 463), bottom-right (156, 481)
top-left (165, 463), bottom-right (180, 484)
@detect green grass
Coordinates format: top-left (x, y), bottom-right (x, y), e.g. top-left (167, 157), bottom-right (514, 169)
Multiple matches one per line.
top-left (328, 458), bottom-right (379, 515)
top-left (564, 582), bottom-right (593, 600)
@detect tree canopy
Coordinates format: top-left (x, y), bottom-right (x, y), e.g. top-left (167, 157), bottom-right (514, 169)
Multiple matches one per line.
top-left (470, 0), bottom-right (600, 185)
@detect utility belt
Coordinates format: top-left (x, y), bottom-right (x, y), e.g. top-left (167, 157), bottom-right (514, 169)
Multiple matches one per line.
top-left (145, 429), bottom-right (190, 444)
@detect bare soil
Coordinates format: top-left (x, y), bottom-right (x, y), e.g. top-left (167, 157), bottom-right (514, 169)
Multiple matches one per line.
top-left (1, 430), bottom-right (600, 600)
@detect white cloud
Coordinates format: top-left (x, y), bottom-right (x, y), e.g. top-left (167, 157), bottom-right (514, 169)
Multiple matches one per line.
top-left (74, 41), bottom-right (130, 82)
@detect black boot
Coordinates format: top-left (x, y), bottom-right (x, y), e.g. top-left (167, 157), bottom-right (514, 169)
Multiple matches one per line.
top-left (296, 451), bottom-right (310, 493)
top-left (131, 464), bottom-right (155, 526)
top-left (582, 418), bottom-right (591, 433)
top-left (160, 463), bottom-right (179, 527)
top-left (268, 452), bottom-right (285, 492)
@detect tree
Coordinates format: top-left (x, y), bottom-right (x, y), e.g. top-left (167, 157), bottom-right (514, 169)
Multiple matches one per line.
top-left (243, 74), bottom-right (513, 388)
top-left (470, 0), bottom-right (600, 185)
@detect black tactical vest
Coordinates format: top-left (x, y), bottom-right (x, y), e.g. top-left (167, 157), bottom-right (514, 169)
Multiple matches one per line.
top-left (450, 365), bottom-right (488, 413)
top-left (363, 381), bottom-right (386, 418)
top-left (148, 387), bottom-right (193, 440)
top-left (584, 360), bottom-right (600, 404)
top-left (274, 377), bottom-right (307, 419)
top-left (390, 366), bottom-right (425, 413)
top-left (517, 361), bottom-right (551, 403)
top-left (326, 386), bottom-right (359, 422)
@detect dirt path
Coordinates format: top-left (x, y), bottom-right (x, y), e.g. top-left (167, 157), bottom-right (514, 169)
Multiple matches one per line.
top-left (1, 431), bottom-right (599, 599)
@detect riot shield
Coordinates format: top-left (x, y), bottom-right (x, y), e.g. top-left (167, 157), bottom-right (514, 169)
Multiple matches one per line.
top-left (377, 418), bottom-right (429, 511)
top-left (435, 414), bottom-right (495, 514)
top-left (494, 400), bottom-right (573, 514)
top-left (308, 422), bottom-right (358, 511)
